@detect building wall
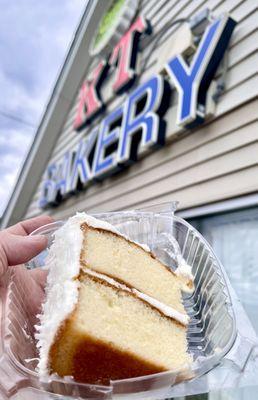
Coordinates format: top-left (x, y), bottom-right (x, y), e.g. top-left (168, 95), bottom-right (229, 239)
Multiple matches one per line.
top-left (24, 0), bottom-right (258, 221)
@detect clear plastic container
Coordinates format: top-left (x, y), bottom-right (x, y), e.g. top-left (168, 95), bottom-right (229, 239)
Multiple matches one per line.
top-left (0, 204), bottom-right (256, 399)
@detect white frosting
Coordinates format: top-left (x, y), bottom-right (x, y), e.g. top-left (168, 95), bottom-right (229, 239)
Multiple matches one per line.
top-left (175, 261), bottom-right (194, 281)
top-left (175, 260), bottom-right (194, 293)
top-left (83, 213), bottom-right (150, 252)
top-left (84, 268), bottom-right (189, 326)
top-left (161, 233), bottom-right (194, 293)
top-left (35, 213), bottom-right (85, 376)
top-left (83, 214), bottom-right (123, 235)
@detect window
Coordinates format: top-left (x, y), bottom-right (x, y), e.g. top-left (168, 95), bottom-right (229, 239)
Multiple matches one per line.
top-left (189, 208), bottom-right (258, 335)
top-left (184, 207), bottom-right (258, 400)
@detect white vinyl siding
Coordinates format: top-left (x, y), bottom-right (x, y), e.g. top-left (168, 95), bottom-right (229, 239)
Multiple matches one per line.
top-left (24, 0), bottom-right (258, 220)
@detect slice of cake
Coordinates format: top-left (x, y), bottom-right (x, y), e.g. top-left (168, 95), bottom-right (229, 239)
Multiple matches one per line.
top-left (36, 213), bottom-right (193, 385)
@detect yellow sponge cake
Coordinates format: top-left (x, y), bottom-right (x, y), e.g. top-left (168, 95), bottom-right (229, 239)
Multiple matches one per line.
top-left (36, 213), bottom-right (193, 385)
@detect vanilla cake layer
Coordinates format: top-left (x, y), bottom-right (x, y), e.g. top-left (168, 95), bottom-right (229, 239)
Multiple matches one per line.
top-left (49, 274), bottom-right (191, 384)
top-left (80, 224), bottom-right (186, 314)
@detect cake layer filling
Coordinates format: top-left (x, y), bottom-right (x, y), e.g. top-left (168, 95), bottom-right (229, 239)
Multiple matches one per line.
top-left (81, 267), bottom-right (189, 326)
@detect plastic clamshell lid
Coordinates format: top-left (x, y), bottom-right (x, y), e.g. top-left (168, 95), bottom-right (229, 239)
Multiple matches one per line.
top-left (0, 208), bottom-right (238, 399)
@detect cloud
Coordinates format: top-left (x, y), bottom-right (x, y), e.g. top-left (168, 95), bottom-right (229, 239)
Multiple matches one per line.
top-left (0, 130), bottom-right (32, 158)
top-left (0, 128), bottom-right (34, 215)
top-left (0, 0), bottom-right (86, 218)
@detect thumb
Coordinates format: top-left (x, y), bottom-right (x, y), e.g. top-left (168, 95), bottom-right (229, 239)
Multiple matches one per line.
top-left (0, 232), bottom-right (48, 268)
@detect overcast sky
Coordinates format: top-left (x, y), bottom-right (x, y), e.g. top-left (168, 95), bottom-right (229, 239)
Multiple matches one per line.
top-left (0, 0), bottom-right (86, 218)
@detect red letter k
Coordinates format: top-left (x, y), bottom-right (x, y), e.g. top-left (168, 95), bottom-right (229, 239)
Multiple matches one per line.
top-left (74, 60), bottom-right (108, 130)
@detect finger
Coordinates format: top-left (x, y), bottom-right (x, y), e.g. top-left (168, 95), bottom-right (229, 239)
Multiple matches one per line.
top-left (11, 267), bottom-right (47, 317)
top-left (5, 215), bottom-right (54, 236)
top-left (29, 268), bottom-right (48, 290)
top-left (0, 233), bottom-right (48, 267)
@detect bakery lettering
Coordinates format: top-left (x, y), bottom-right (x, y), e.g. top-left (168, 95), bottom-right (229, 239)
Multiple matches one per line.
top-left (73, 16), bottom-right (150, 129)
top-left (40, 14), bottom-right (236, 208)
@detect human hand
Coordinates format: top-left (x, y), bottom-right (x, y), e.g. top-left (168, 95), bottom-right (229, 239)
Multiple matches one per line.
top-left (0, 215), bottom-right (54, 317)
top-left (0, 215), bottom-right (54, 277)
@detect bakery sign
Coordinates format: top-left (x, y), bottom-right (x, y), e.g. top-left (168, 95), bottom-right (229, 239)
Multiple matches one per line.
top-left (39, 10), bottom-right (236, 208)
